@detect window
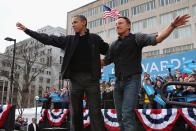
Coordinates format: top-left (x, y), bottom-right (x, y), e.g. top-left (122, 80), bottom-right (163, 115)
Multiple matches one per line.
top-left (48, 48), bottom-right (52, 54)
top-left (88, 6), bottom-right (99, 17)
top-left (38, 86), bottom-right (42, 96)
top-left (32, 68), bottom-right (37, 73)
top-left (106, 0), bottom-right (118, 8)
top-left (46, 71), bottom-right (51, 75)
top-left (40, 58), bottom-right (45, 63)
top-left (132, 17), bottom-right (156, 32)
top-left (120, 9), bottom-right (129, 17)
top-left (47, 56), bottom-right (52, 67)
top-left (88, 18), bottom-right (104, 29)
top-left (121, 0), bottom-right (128, 5)
top-left (47, 79), bottom-right (50, 84)
top-left (46, 86), bottom-right (50, 91)
top-left (159, 0), bottom-right (183, 7)
top-left (143, 50), bottom-right (160, 58)
top-left (193, 5), bottom-right (196, 16)
top-left (160, 7), bottom-right (189, 25)
top-left (132, 0), bottom-right (156, 16)
top-left (163, 43), bottom-right (194, 55)
top-left (108, 17), bottom-right (116, 23)
top-left (2, 61), bottom-right (11, 67)
top-left (79, 5), bottom-right (104, 17)
top-left (39, 77), bottom-right (43, 83)
top-left (4, 81), bottom-right (8, 91)
top-left (40, 50), bottom-right (45, 56)
top-left (168, 25), bottom-right (191, 39)
top-left (0, 80), bottom-right (4, 91)
top-left (97, 30), bottom-right (107, 40)
top-left (60, 56), bottom-right (63, 64)
top-left (108, 28), bottom-right (117, 39)
top-left (0, 70), bottom-right (9, 77)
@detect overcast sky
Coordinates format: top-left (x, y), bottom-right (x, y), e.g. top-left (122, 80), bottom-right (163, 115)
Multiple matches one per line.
top-left (0, 0), bottom-right (95, 53)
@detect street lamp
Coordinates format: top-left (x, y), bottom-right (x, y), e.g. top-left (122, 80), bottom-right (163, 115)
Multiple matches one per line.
top-left (4, 37), bottom-right (16, 104)
top-left (35, 96), bottom-right (39, 124)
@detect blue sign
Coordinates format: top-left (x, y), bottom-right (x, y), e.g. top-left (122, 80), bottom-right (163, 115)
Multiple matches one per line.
top-left (101, 63), bottom-right (115, 81)
top-left (142, 50), bottom-right (196, 78)
top-left (101, 50), bottom-right (196, 81)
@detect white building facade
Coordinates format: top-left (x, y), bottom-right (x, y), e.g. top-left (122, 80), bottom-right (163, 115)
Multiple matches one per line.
top-left (67, 0), bottom-right (196, 58)
top-left (0, 26), bottom-right (66, 107)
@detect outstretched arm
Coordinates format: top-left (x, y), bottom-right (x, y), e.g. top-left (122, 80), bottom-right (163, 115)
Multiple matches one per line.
top-left (156, 14), bottom-right (190, 43)
top-left (16, 22), bottom-right (68, 49)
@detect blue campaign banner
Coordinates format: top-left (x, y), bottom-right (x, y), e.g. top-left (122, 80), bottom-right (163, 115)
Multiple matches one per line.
top-left (142, 50), bottom-right (196, 78)
top-left (101, 50), bottom-right (196, 81)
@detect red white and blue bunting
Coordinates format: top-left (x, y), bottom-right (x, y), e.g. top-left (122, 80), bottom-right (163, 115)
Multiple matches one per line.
top-left (39, 109), bottom-right (69, 126)
top-left (0, 104), bottom-right (12, 128)
top-left (83, 109), bottom-right (90, 128)
top-left (102, 109), bottom-right (120, 131)
top-left (39, 109), bottom-right (47, 122)
top-left (180, 108), bottom-right (196, 130)
top-left (135, 108), bottom-right (180, 131)
top-left (39, 108), bottom-right (196, 130)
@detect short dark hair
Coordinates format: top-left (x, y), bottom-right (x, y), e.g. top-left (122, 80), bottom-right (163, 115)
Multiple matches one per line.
top-left (74, 15), bottom-right (87, 27)
top-left (117, 16), bottom-right (131, 30)
top-left (118, 16), bottom-right (131, 25)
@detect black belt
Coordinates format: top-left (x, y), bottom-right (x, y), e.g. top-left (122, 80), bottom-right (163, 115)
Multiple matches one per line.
top-left (116, 74), bottom-right (141, 81)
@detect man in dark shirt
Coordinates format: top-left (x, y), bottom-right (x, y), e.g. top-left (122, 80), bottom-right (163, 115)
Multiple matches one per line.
top-left (104, 15), bottom-right (190, 131)
top-left (28, 118), bottom-right (39, 131)
top-left (16, 15), bottom-right (109, 131)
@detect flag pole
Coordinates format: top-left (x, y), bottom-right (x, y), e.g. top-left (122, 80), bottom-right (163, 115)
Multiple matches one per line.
top-left (102, 0), bottom-right (107, 42)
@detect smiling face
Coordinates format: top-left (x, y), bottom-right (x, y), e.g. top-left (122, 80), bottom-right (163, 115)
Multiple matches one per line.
top-left (115, 17), bottom-right (131, 36)
top-left (72, 16), bottom-right (86, 33)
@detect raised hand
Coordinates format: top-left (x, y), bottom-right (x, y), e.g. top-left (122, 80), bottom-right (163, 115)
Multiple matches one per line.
top-left (171, 14), bottom-right (190, 28)
top-left (16, 22), bottom-right (27, 31)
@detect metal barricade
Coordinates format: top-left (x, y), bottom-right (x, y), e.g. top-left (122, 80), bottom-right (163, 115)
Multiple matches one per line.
top-left (160, 82), bottom-right (196, 108)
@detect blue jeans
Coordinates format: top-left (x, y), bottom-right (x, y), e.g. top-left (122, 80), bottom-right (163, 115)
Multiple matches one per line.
top-left (114, 74), bottom-right (141, 131)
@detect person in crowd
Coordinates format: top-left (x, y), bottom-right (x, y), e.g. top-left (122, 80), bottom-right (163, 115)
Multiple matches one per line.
top-left (104, 14), bottom-right (190, 131)
top-left (49, 86), bottom-right (61, 109)
top-left (28, 118), bottom-right (39, 131)
top-left (60, 87), bottom-right (70, 109)
top-left (15, 116), bottom-right (22, 130)
top-left (102, 82), bottom-right (114, 109)
top-left (142, 78), bottom-right (153, 109)
top-left (154, 79), bottom-right (165, 109)
top-left (175, 69), bottom-right (182, 80)
top-left (41, 91), bottom-right (51, 109)
top-left (16, 15), bottom-right (108, 131)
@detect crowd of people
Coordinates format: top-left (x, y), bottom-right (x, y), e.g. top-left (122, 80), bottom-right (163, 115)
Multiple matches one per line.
top-left (36, 69), bottom-right (196, 110)
top-left (39, 85), bottom-right (70, 109)
top-left (15, 115), bottom-right (28, 131)
top-left (15, 116), bottom-right (39, 131)
top-left (140, 70), bottom-right (196, 109)
top-left (99, 69), bottom-right (196, 110)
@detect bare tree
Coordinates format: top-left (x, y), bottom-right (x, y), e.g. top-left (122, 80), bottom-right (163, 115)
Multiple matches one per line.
top-left (1, 40), bottom-right (51, 115)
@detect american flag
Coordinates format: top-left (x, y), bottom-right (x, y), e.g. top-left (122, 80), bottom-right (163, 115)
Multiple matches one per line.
top-left (103, 5), bottom-right (121, 19)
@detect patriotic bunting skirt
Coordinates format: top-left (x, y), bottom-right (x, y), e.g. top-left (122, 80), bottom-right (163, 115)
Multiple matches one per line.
top-left (38, 108), bottom-right (196, 130)
top-left (0, 106), bottom-right (195, 130)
